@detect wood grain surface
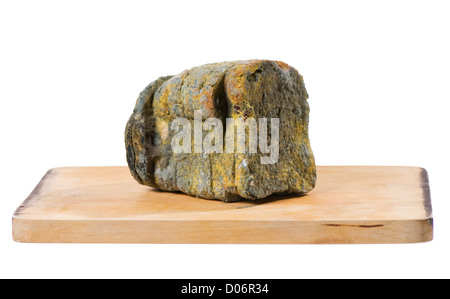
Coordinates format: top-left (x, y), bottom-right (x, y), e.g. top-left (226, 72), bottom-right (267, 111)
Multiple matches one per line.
top-left (12, 166), bottom-right (433, 244)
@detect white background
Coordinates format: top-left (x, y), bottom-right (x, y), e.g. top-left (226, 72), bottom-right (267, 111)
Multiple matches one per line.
top-left (1, 0), bottom-right (449, 278)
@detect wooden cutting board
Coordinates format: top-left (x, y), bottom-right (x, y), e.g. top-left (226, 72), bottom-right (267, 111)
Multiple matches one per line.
top-left (12, 166), bottom-right (433, 244)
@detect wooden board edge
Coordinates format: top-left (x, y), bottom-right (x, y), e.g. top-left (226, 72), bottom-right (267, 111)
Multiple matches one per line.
top-left (12, 217), bottom-right (433, 244)
top-left (13, 168), bottom-right (57, 217)
top-left (419, 167), bottom-right (433, 219)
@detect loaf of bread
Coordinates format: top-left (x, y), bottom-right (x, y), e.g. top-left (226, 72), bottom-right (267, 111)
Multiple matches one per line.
top-left (125, 60), bottom-right (316, 201)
